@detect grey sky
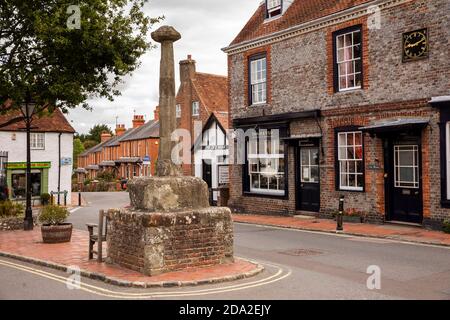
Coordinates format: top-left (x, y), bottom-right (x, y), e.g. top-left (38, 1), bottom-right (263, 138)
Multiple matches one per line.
top-left (67, 0), bottom-right (260, 134)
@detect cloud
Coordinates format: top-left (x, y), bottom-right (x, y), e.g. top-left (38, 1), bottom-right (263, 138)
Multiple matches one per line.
top-left (67, 0), bottom-right (260, 133)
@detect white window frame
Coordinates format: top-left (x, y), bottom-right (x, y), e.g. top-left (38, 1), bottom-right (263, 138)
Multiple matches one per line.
top-left (250, 57), bottom-right (267, 105)
top-left (336, 29), bottom-right (362, 92)
top-left (267, 0), bottom-right (282, 18)
top-left (300, 148), bottom-right (320, 183)
top-left (394, 145), bottom-right (419, 189)
top-left (30, 133), bottom-right (45, 150)
top-left (192, 101), bottom-right (200, 117)
top-left (338, 131), bottom-right (364, 191)
top-left (176, 104), bottom-right (181, 118)
top-left (247, 133), bottom-right (285, 196)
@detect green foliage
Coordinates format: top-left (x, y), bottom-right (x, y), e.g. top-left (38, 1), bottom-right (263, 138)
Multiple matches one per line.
top-left (40, 193), bottom-right (51, 205)
top-left (96, 171), bottom-right (115, 182)
top-left (443, 220), bottom-right (450, 234)
top-left (88, 124), bottom-right (113, 143)
top-left (0, 201), bottom-right (24, 218)
top-left (39, 205), bottom-right (69, 225)
top-left (0, 0), bottom-right (163, 113)
top-left (84, 178), bottom-right (92, 186)
top-left (73, 138), bottom-right (85, 165)
top-left (83, 140), bottom-right (98, 150)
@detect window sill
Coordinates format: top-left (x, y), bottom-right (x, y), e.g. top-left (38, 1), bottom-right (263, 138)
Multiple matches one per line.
top-left (244, 191), bottom-right (288, 200)
top-left (338, 188), bottom-right (365, 193)
top-left (249, 103), bottom-right (268, 108)
top-left (336, 87), bottom-right (363, 94)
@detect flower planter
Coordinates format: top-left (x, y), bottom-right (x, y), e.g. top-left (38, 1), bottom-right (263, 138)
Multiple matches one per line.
top-left (41, 223), bottom-right (73, 243)
top-left (343, 215), bottom-right (364, 223)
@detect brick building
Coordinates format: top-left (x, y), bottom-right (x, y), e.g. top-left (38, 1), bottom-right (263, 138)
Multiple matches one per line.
top-left (76, 109), bottom-right (160, 181)
top-left (175, 55), bottom-right (229, 176)
top-left (223, 0), bottom-right (450, 229)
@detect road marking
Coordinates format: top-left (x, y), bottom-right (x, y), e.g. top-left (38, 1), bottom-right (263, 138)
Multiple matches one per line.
top-left (235, 222), bottom-right (450, 250)
top-left (69, 207), bottom-right (81, 214)
top-left (0, 258), bottom-right (291, 299)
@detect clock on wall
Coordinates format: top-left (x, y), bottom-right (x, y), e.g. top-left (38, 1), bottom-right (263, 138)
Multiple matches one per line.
top-left (402, 28), bottom-right (429, 62)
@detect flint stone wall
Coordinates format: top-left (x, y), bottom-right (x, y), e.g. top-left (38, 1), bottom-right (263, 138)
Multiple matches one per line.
top-left (106, 207), bottom-right (234, 276)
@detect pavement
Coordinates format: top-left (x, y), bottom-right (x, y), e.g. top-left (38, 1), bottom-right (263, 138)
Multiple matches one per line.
top-left (232, 214), bottom-right (450, 247)
top-left (0, 228), bottom-right (262, 288)
top-left (1, 192), bottom-right (450, 299)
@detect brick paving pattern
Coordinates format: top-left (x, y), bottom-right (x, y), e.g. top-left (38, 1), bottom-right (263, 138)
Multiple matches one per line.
top-left (0, 229), bottom-right (260, 286)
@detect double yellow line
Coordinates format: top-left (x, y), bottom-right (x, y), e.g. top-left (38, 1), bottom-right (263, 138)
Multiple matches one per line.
top-left (0, 258), bottom-right (291, 299)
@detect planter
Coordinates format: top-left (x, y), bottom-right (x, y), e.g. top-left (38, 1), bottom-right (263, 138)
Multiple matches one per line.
top-left (41, 223), bottom-right (73, 243)
top-left (343, 215), bottom-right (364, 223)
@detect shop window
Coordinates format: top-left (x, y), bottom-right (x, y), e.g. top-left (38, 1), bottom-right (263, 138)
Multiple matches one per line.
top-left (336, 131), bottom-right (364, 191)
top-left (11, 170), bottom-right (41, 198)
top-left (246, 130), bottom-right (285, 196)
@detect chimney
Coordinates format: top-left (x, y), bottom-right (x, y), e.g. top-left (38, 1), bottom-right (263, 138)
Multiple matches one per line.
top-left (132, 115), bottom-right (145, 128)
top-left (154, 106), bottom-right (160, 121)
top-left (179, 54), bottom-right (196, 83)
top-left (115, 124), bottom-right (126, 136)
top-left (101, 132), bottom-right (112, 143)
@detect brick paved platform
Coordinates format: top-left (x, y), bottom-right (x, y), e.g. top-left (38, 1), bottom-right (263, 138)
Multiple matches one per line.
top-left (0, 229), bottom-right (263, 288)
top-left (233, 214), bottom-right (450, 247)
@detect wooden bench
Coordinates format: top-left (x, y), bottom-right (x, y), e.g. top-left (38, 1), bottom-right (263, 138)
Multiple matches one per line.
top-left (87, 210), bottom-right (108, 262)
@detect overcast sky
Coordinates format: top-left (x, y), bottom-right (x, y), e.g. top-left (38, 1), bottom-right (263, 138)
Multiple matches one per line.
top-left (67, 0), bottom-right (260, 134)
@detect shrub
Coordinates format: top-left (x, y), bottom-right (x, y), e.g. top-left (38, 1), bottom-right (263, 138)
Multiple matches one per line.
top-left (84, 178), bottom-right (92, 186)
top-left (40, 193), bottom-right (51, 205)
top-left (0, 201), bottom-right (24, 218)
top-left (443, 220), bottom-right (450, 234)
top-left (97, 171), bottom-right (115, 182)
top-left (39, 205), bottom-right (69, 226)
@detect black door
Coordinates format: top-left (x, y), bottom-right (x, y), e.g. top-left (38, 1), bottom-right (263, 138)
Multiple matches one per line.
top-left (202, 160), bottom-right (212, 189)
top-left (297, 145), bottom-right (320, 212)
top-left (385, 135), bottom-right (423, 223)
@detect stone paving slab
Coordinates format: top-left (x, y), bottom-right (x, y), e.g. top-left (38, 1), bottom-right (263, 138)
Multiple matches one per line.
top-left (233, 214), bottom-right (450, 247)
top-left (0, 229), bottom-right (263, 288)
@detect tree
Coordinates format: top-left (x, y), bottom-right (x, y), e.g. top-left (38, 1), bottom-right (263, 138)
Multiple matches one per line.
top-left (87, 124), bottom-right (113, 143)
top-left (73, 138), bottom-right (85, 166)
top-left (83, 140), bottom-right (97, 150)
top-left (0, 0), bottom-right (162, 119)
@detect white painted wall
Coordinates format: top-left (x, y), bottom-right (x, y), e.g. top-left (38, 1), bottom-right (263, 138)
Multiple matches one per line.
top-left (193, 120), bottom-right (229, 201)
top-left (0, 131), bottom-right (74, 204)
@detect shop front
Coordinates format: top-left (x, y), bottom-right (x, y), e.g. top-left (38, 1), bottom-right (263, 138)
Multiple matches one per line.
top-left (6, 162), bottom-right (50, 201)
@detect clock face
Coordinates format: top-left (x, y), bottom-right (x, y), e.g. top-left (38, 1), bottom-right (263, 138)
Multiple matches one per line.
top-left (403, 28), bottom-right (429, 62)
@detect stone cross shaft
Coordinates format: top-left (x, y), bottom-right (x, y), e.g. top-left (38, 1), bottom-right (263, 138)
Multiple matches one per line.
top-left (151, 26), bottom-right (182, 176)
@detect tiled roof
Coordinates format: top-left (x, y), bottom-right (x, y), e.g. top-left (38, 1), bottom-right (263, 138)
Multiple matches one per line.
top-left (214, 111), bottom-right (229, 130)
top-left (191, 72), bottom-right (228, 114)
top-left (0, 108), bottom-right (75, 133)
top-left (121, 120), bottom-right (159, 142)
top-left (229, 0), bottom-right (372, 47)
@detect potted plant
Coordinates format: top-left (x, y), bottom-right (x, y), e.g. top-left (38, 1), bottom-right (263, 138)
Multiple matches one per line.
top-left (443, 220), bottom-right (450, 234)
top-left (40, 193), bottom-right (51, 206)
top-left (39, 205), bottom-right (72, 243)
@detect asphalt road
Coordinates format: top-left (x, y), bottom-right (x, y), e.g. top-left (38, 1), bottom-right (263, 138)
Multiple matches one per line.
top-left (1, 192), bottom-right (449, 300)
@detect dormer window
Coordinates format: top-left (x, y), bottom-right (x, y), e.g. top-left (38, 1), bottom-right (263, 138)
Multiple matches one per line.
top-left (267, 0), bottom-right (282, 18)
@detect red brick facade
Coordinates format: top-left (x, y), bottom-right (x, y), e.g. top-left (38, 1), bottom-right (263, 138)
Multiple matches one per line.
top-left (224, 0), bottom-right (450, 229)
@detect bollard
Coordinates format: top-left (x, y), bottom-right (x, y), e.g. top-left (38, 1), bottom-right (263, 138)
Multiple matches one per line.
top-left (78, 192), bottom-right (82, 207)
top-left (64, 191), bottom-right (67, 206)
top-left (337, 195), bottom-right (344, 231)
top-left (50, 191), bottom-right (54, 205)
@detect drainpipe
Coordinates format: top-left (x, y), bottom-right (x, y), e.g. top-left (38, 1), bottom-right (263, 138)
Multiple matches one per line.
top-left (58, 133), bottom-right (62, 205)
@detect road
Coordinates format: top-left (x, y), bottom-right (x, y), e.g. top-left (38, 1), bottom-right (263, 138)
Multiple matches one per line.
top-left (1, 192), bottom-right (450, 300)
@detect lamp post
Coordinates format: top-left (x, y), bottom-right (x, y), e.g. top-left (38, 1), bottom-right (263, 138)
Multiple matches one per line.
top-left (21, 97), bottom-right (36, 231)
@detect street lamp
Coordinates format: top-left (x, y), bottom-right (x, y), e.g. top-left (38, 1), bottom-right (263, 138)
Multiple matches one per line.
top-left (20, 97), bottom-right (36, 231)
